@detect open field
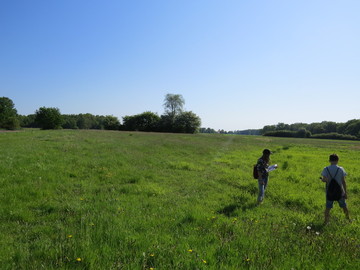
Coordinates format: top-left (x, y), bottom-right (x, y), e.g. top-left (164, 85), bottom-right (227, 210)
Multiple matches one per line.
top-left (1, 130), bottom-right (359, 269)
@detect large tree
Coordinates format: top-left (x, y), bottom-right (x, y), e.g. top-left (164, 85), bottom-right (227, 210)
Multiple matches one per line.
top-left (163, 94), bottom-right (185, 119)
top-left (123, 111), bottom-right (160, 131)
top-left (173, 111), bottom-right (201, 133)
top-left (35, 107), bottom-right (63, 129)
top-left (0, 97), bottom-right (19, 130)
top-left (103, 115), bottom-right (121, 130)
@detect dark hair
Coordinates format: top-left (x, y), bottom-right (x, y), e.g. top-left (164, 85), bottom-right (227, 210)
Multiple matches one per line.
top-left (263, 149), bottom-right (271, 155)
top-left (329, 153), bottom-right (339, 162)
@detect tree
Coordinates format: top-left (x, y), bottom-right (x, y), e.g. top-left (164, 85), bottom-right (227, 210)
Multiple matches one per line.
top-left (35, 107), bottom-right (63, 129)
top-left (344, 120), bottom-right (360, 137)
top-left (19, 114), bottom-right (37, 128)
top-left (158, 114), bottom-right (174, 132)
top-left (62, 115), bottom-right (79, 129)
top-left (77, 113), bottom-right (96, 129)
top-left (296, 128), bottom-right (311, 138)
top-left (200, 127), bottom-right (217, 133)
top-left (163, 94), bottom-right (185, 119)
top-left (0, 97), bottom-right (19, 130)
top-left (103, 115), bottom-right (121, 130)
top-left (123, 112), bottom-right (160, 131)
top-left (173, 111), bottom-right (201, 133)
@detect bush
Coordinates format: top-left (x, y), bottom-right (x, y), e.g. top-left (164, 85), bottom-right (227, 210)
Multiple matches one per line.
top-left (263, 130), bottom-right (297, 137)
top-left (35, 107), bottom-right (63, 130)
top-left (19, 114), bottom-right (37, 128)
top-left (123, 112), bottom-right (160, 132)
top-left (310, 133), bottom-right (358, 141)
top-left (296, 128), bottom-right (311, 138)
top-left (2, 116), bottom-right (20, 130)
top-left (173, 111), bottom-right (201, 133)
top-left (0, 97), bottom-right (19, 130)
top-left (103, 115), bottom-right (121, 130)
top-left (62, 115), bottom-right (78, 129)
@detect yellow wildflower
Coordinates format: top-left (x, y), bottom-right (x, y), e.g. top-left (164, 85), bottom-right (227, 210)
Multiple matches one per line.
top-left (188, 249), bottom-right (193, 253)
top-left (76, 258), bottom-right (82, 262)
top-left (67, 235), bottom-right (73, 238)
top-left (202, 259), bottom-right (207, 264)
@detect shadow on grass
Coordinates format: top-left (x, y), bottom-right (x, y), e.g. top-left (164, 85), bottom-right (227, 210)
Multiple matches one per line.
top-left (217, 201), bottom-right (258, 217)
top-left (309, 222), bottom-right (327, 233)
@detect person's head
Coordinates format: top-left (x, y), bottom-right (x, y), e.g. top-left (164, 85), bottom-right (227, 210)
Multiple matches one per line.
top-left (262, 149), bottom-right (272, 161)
top-left (329, 153), bottom-right (339, 164)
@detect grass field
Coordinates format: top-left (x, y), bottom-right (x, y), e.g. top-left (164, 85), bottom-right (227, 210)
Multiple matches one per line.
top-left (1, 130), bottom-right (359, 269)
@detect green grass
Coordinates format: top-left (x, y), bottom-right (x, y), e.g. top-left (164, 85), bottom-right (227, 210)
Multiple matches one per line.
top-left (1, 130), bottom-right (359, 269)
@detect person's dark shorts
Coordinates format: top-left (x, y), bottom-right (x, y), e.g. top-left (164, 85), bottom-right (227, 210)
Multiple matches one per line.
top-left (326, 198), bottom-right (347, 208)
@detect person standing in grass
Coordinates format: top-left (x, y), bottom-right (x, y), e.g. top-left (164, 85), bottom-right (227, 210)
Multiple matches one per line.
top-left (321, 153), bottom-right (350, 224)
top-left (256, 149), bottom-right (273, 204)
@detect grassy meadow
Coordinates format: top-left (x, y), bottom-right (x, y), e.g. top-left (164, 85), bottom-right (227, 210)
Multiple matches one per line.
top-left (1, 129), bottom-right (360, 269)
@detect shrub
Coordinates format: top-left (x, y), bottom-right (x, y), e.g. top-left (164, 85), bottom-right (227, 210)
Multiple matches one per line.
top-left (173, 111), bottom-right (201, 133)
top-left (0, 97), bottom-right (19, 130)
top-left (310, 133), bottom-right (358, 141)
top-left (35, 107), bottom-right (63, 130)
top-left (2, 116), bottom-right (20, 130)
top-left (103, 115), bottom-right (121, 130)
top-left (263, 130), bottom-right (296, 137)
top-left (123, 112), bottom-right (160, 132)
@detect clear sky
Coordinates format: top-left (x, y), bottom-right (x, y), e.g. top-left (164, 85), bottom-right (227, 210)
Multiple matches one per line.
top-left (1, 0), bottom-right (359, 130)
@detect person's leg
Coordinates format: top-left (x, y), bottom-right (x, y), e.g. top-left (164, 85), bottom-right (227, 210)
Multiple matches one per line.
top-left (324, 200), bottom-right (333, 224)
top-left (338, 199), bottom-right (350, 220)
top-left (324, 208), bottom-right (331, 224)
top-left (258, 179), bottom-right (265, 203)
top-left (263, 176), bottom-right (269, 191)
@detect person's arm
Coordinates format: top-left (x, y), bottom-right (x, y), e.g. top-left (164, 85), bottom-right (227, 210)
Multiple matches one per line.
top-left (342, 177), bottom-right (348, 199)
top-left (321, 168), bottom-right (328, 183)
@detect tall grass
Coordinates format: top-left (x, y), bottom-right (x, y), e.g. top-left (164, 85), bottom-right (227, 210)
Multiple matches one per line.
top-left (0, 130), bottom-right (359, 269)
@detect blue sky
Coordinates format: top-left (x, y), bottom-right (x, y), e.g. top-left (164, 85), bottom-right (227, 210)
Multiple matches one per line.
top-left (1, 0), bottom-right (359, 130)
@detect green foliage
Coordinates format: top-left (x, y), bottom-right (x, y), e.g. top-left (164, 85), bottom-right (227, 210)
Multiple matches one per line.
top-left (311, 133), bottom-right (358, 140)
top-left (200, 127), bottom-right (217, 133)
top-left (163, 93), bottom-right (185, 119)
top-left (19, 114), bottom-right (38, 128)
top-left (0, 97), bottom-right (19, 130)
top-left (62, 114), bottom-right (79, 129)
top-left (262, 120), bottom-right (360, 140)
top-left (296, 128), bottom-right (312, 138)
top-left (103, 115), bottom-right (121, 130)
top-left (173, 111), bottom-right (201, 133)
top-left (1, 130), bottom-right (360, 269)
top-left (35, 107), bottom-right (63, 129)
top-left (123, 111), bottom-right (161, 131)
top-left (2, 116), bottom-right (20, 130)
top-left (264, 130), bottom-right (297, 137)
top-left (122, 111), bottom-right (201, 134)
top-left (264, 129), bottom-right (312, 138)
top-left (76, 113), bottom-right (97, 129)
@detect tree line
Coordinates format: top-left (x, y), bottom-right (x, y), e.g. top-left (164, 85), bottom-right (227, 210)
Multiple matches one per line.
top-left (200, 128), bottom-right (261, 135)
top-left (261, 121), bottom-right (360, 140)
top-left (0, 94), bottom-right (201, 134)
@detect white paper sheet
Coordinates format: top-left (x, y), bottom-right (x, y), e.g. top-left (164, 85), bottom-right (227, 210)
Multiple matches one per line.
top-left (268, 164), bottom-right (278, 172)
